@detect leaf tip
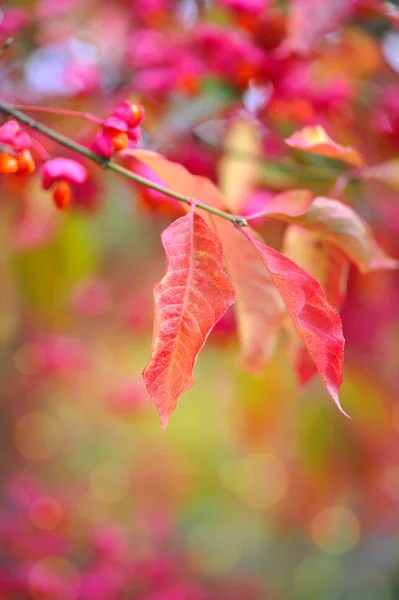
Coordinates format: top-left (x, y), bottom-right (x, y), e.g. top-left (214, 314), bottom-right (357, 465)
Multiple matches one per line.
top-left (159, 412), bottom-right (170, 431)
top-left (327, 385), bottom-right (351, 419)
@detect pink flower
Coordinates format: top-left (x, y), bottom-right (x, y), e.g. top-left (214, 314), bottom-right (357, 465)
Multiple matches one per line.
top-left (41, 158), bottom-right (87, 190)
top-left (0, 120), bottom-right (32, 151)
top-left (134, 67), bottom-right (178, 96)
top-left (112, 101), bottom-right (145, 127)
top-left (63, 63), bottom-right (101, 95)
top-left (220, 0), bottom-right (268, 14)
top-left (0, 120), bottom-right (19, 143)
top-left (103, 115), bottom-right (128, 132)
top-left (91, 101), bottom-right (145, 157)
top-left (128, 29), bottom-right (171, 68)
top-left (0, 8), bottom-right (29, 39)
top-left (91, 130), bottom-right (114, 158)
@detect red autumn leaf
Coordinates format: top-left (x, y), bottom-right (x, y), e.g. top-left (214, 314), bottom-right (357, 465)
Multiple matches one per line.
top-left (283, 0), bottom-right (355, 55)
top-left (129, 149), bottom-right (284, 372)
top-left (240, 227), bottom-right (348, 416)
top-left (285, 125), bottom-right (365, 168)
top-left (282, 225), bottom-right (350, 389)
top-left (142, 209), bottom-right (236, 429)
top-left (248, 195), bottom-right (398, 273)
top-left (283, 226), bottom-right (349, 310)
top-left (246, 189), bottom-right (314, 219)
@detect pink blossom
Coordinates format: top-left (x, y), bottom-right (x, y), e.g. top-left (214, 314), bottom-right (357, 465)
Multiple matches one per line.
top-left (0, 8), bottom-right (29, 38)
top-left (0, 120), bottom-right (19, 143)
top-left (91, 130), bottom-right (114, 158)
top-left (63, 63), bottom-right (101, 95)
top-left (371, 86), bottom-right (399, 140)
top-left (128, 29), bottom-right (172, 68)
top-left (127, 126), bottom-right (141, 143)
top-left (0, 120), bottom-right (32, 151)
top-left (36, 335), bottom-right (88, 372)
top-left (134, 67), bottom-right (178, 95)
top-left (194, 24), bottom-right (264, 80)
top-left (132, 0), bottom-right (174, 21)
top-left (71, 278), bottom-right (111, 318)
top-left (35, 0), bottom-right (79, 19)
top-left (220, 0), bottom-right (268, 14)
top-left (107, 379), bottom-right (147, 413)
top-left (113, 101), bottom-right (145, 127)
top-left (41, 158), bottom-right (87, 189)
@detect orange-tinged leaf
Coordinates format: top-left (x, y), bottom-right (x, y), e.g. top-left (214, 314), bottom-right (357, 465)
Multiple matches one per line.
top-left (143, 209), bottom-right (236, 429)
top-left (283, 226), bottom-right (349, 310)
top-left (240, 228), bottom-right (348, 416)
top-left (247, 189), bottom-right (314, 219)
top-left (285, 125), bottom-right (365, 168)
top-left (130, 149), bottom-right (284, 372)
top-left (218, 118), bottom-right (262, 213)
top-left (282, 225), bottom-right (350, 388)
top-left (210, 217), bottom-right (285, 371)
top-left (249, 195), bottom-right (398, 273)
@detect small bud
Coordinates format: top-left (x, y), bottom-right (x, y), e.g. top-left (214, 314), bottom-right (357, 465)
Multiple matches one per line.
top-left (53, 180), bottom-right (71, 210)
top-left (111, 132), bottom-right (129, 152)
top-left (129, 103), bottom-right (145, 127)
top-left (0, 152), bottom-right (18, 174)
top-left (17, 149), bottom-right (35, 174)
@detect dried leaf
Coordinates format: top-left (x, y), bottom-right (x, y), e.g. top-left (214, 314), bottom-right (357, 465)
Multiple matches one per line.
top-left (218, 118), bottom-right (262, 213)
top-left (285, 125), bottom-right (365, 168)
top-left (252, 195), bottom-right (397, 273)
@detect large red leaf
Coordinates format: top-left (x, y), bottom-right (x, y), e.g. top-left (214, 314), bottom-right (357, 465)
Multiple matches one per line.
top-left (240, 227), bottom-right (348, 416)
top-left (143, 209), bottom-right (236, 429)
top-left (129, 150), bottom-right (284, 372)
top-left (285, 125), bottom-right (365, 168)
top-left (282, 225), bottom-right (350, 389)
top-left (248, 195), bottom-right (398, 273)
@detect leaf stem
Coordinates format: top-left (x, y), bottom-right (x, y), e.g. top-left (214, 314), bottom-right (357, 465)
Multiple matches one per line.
top-left (0, 102), bottom-right (247, 227)
top-left (12, 104), bottom-right (103, 125)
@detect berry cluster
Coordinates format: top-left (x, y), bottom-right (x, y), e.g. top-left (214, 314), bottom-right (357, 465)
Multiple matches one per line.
top-left (0, 100), bottom-right (145, 210)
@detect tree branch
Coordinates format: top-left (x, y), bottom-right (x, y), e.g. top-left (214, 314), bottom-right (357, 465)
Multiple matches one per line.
top-left (0, 102), bottom-right (247, 227)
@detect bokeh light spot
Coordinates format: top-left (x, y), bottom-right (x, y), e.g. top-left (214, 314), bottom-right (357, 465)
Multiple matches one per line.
top-left (380, 465), bottom-right (399, 501)
top-left (186, 521), bottom-right (242, 575)
top-left (89, 462), bottom-right (129, 503)
top-left (236, 453), bottom-right (288, 509)
top-left (14, 413), bottom-right (61, 460)
top-left (219, 458), bottom-right (253, 493)
top-left (343, 570), bottom-right (392, 600)
top-left (311, 506), bottom-right (360, 555)
top-left (28, 556), bottom-right (80, 600)
top-left (29, 497), bottom-right (64, 530)
top-left (14, 343), bottom-right (45, 375)
top-left (294, 553), bottom-right (343, 599)
top-left (77, 493), bottom-right (110, 524)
